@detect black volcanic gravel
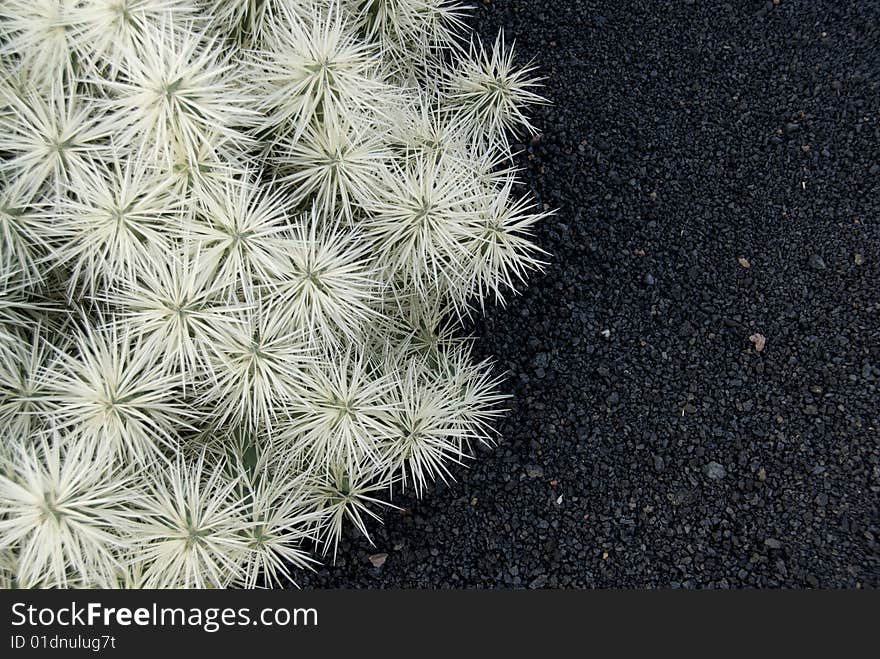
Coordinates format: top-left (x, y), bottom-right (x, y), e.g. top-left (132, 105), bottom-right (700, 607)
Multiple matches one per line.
top-left (299, 0), bottom-right (880, 588)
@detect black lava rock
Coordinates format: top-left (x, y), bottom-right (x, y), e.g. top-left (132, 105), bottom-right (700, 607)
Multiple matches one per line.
top-left (298, 0), bottom-right (880, 590)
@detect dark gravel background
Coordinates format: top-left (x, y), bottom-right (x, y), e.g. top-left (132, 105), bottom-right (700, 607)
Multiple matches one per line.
top-left (300, 0), bottom-right (880, 588)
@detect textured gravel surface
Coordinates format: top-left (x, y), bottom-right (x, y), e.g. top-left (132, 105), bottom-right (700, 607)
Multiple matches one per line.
top-left (299, 0), bottom-right (880, 588)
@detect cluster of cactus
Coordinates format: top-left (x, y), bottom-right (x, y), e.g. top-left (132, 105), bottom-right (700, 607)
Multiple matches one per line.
top-left (0, 0), bottom-right (547, 588)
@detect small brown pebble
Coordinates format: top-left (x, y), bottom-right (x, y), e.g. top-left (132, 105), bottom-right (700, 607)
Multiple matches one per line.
top-left (854, 253), bottom-right (865, 265)
top-left (749, 333), bottom-right (766, 352)
top-left (550, 479), bottom-right (558, 487)
top-left (368, 553), bottom-right (387, 568)
top-left (758, 467), bottom-right (767, 481)
top-left (738, 257), bottom-right (751, 268)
